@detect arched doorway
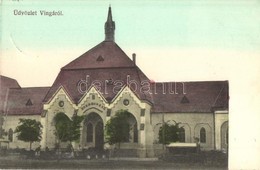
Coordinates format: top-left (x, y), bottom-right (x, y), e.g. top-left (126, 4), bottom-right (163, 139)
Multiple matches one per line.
top-left (95, 121), bottom-right (104, 150)
top-left (128, 114), bottom-right (138, 143)
top-left (83, 112), bottom-right (104, 150)
top-left (107, 111), bottom-right (139, 157)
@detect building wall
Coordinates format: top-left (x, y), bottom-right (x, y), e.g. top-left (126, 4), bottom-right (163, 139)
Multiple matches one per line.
top-left (109, 91), bottom-right (154, 157)
top-left (4, 110), bottom-right (228, 155)
top-left (4, 85), bottom-right (227, 156)
top-left (77, 88), bottom-right (154, 157)
top-left (4, 115), bottom-right (41, 150)
top-left (214, 111), bottom-right (228, 151)
top-left (151, 112), bottom-right (215, 151)
top-left (40, 86), bottom-right (156, 157)
top-left (111, 92), bottom-right (144, 147)
top-left (41, 92), bottom-right (76, 149)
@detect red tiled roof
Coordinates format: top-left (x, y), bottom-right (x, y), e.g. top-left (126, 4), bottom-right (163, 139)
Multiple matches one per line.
top-left (151, 81), bottom-right (229, 113)
top-left (44, 40), bottom-right (152, 103)
top-left (0, 75), bottom-right (21, 113)
top-left (6, 87), bottom-right (50, 115)
top-left (44, 40), bottom-right (229, 113)
top-left (43, 67), bottom-right (151, 103)
top-left (63, 41), bottom-right (135, 69)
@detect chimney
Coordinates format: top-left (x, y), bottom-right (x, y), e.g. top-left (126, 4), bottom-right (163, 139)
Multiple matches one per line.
top-left (132, 53), bottom-right (136, 65)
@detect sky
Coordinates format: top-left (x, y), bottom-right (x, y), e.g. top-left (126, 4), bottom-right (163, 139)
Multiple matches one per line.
top-left (1, 0), bottom-right (260, 86)
top-left (1, 0), bottom-right (260, 168)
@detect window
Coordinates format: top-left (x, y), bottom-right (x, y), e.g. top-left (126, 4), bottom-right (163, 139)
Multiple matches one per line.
top-left (106, 109), bottom-right (111, 117)
top-left (86, 123), bottom-right (93, 142)
top-left (26, 99), bottom-right (33, 106)
top-left (96, 55), bottom-right (104, 62)
top-left (179, 127), bottom-right (185, 142)
top-left (123, 99), bottom-right (129, 106)
top-left (8, 129), bottom-right (13, 142)
top-left (140, 109), bottom-right (145, 117)
top-left (127, 123), bottom-right (138, 143)
top-left (200, 127), bottom-right (206, 143)
top-left (58, 101), bottom-right (64, 107)
top-left (181, 96), bottom-right (189, 104)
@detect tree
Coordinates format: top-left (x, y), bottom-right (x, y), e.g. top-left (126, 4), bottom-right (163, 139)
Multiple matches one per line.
top-left (53, 112), bottom-right (84, 148)
top-left (70, 114), bottom-right (85, 142)
top-left (158, 120), bottom-right (182, 145)
top-left (105, 110), bottom-right (131, 148)
top-left (53, 112), bottom-right (71, 143)
top-left (15, 119), bottom-right (43, 150)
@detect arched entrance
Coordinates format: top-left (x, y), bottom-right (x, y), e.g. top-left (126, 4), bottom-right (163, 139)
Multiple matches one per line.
top-left (83, 112), bottom-right (104, 150)
top-left (95, 121), bottom-right (104, 149)
top-left (128, 114), bottom-right (138, 143)
top-left (108, 111), bottom-right (139, 157)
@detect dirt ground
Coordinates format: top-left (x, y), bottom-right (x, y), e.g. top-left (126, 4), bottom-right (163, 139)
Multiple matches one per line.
top-left (0, 157), bottom-right (227, 169)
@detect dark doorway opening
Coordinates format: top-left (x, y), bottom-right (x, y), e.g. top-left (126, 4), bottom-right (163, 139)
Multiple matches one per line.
top-left (84, 112), bottom-right (104, 150)
top-left (95, 121), bottom-right (104, 150)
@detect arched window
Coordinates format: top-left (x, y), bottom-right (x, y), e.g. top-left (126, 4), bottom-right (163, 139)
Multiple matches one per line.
top-left (200, 127), bottom-right (206, 143)
top-left (8, 129), bottom-right (13, 142)
top-left (86, 123), bottom-right (93, 142)
top-left (179, 127), bottom-right (185, 142)
top-left (126, 113), bottom-right (138, 143)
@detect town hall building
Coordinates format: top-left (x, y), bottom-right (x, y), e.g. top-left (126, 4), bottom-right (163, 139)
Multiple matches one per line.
top-left (0, 7), bottom-right (228, 158)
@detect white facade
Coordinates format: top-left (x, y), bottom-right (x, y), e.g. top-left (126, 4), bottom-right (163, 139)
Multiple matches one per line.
top-left (3, 85), bottom-right (228, 158)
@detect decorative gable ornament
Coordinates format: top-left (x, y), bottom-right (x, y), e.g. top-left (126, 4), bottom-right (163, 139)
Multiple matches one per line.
top-left (26, 99), bottom-right (33, 106)
top-left (181, 95), bottom-right (190, 104)
top-left (96, 55), bottom-right (104, 62)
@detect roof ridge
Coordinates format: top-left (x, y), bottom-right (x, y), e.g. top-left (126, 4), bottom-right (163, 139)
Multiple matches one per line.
top-left (62, 66), bottom-right (136, 71)
top-left (11, 86), bottom-right (51, 89)
top-left (154, 80), bottom-right (228, 83)
top-left (0, 75), bottom-right (16, 80)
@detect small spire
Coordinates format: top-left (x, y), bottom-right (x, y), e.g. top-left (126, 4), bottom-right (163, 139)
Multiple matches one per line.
top-left (104, 6), bottom-right (115, 41)
top-left (107, 6), bottom-right (112, 22)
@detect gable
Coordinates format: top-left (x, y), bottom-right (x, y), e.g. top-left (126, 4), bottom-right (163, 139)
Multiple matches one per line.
top-left (78, 86), bottom-right (109, 112)
top-left (111, 86), bottom-right (146, 109)
top-left (44, 86), bottom-right (75, 110)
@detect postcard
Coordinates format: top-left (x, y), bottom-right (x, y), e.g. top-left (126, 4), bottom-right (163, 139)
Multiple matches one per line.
top-left (0, 0), bottom-right (259, 169)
